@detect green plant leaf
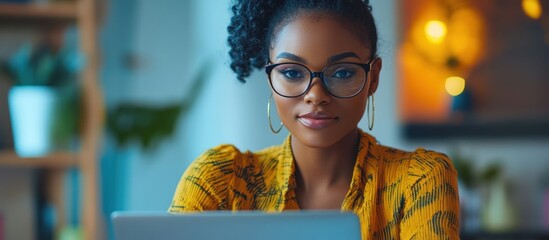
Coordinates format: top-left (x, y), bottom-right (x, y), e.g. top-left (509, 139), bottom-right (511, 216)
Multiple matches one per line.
top-left (107, 104), bottom-right (182, 150)
top-left (481, 163), bottom-right (502, 184)
top-left (451, 151), bottom-right (477, 189)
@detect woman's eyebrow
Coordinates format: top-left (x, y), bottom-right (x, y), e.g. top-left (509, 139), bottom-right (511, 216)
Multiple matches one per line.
top-left (276, 52), bottom-right (307, 64)
top-left (276, 51), bottom-right (361, 64)
top-left (327, 52), bottom-right (361, 64)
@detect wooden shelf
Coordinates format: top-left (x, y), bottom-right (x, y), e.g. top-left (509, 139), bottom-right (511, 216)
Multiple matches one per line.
top-left (0, 3), bottom-right (77, 23)
top-left (0, 150), bottom-right (78, 168)
top-left (0, 0), bottom-right (104, 238)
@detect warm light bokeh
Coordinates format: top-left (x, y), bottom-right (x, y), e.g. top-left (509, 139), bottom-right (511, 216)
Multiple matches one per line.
top-left (522, 0), bottom-right (542, 19)
top-left (424, 20), bottom-right (447, 43)
top-left (399, 0), bottom-right (484, 122)
top-left (445, 76), bottom-right (465, 96)
top-left (448, 8), bottom-right (485, 66)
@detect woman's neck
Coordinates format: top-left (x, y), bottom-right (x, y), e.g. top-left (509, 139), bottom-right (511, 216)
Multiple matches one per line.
top-left (291, 128), bottom-right (360, 192)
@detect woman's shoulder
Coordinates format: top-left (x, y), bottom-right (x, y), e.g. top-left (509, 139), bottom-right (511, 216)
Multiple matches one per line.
top-left (372, 145), bottom-right (458, 201)
top-left (188, 143), bottom-right (285, 175)
top-left (185, 144), bottom-right (245, 179)
top-left (192, 144), bottom-right (243, 165)
top-left (407, 148), bottom-right (457, 174)
top-left (373, 143), bottom-right (457, 178)
top-left (371, 141), bottom-right (452, 165)
top-left (362, 130), bottom-right (452, 170)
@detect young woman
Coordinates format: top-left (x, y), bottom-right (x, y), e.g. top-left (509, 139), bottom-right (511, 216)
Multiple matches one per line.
top-left (170, 0), bottom-right (460, 239)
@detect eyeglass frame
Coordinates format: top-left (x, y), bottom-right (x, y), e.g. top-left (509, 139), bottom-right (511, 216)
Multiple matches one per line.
top-left (265, 58), bottom-right (375, 99)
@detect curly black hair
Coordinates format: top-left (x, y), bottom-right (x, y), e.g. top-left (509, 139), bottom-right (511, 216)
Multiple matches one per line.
top-left (227, 0), bottom-right (378, 83)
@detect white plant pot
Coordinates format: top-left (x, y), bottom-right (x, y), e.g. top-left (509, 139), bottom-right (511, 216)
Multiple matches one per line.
top-left (482, 180), bottom-right (515, 231)
top-left (8, 86), bottom-right (58, 157)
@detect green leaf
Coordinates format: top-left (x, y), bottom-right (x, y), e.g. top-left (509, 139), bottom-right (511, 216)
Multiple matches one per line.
top-left (451, 151), bottom-right (472, 187)
top-left (481, 163), bottom-right (502, 184)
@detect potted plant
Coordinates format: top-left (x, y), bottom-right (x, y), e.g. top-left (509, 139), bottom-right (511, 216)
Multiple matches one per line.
top-left (2, 27), bottom-right (84, 157)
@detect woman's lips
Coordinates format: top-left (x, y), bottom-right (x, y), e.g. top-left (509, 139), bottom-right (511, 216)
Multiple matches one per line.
top-left (297, 112), bottom-right (337, 129)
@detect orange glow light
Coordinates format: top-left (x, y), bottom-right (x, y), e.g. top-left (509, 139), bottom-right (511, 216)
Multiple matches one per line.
top-left (424, 20), bottom-right (447, 43)
top-left (445, 76), bottom-right (465, 96)
top-left (522, 0), bottom-right (542, 19)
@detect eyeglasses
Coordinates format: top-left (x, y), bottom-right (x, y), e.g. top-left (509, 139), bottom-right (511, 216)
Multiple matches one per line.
top-left (265, 58), bottom-right (374, 98)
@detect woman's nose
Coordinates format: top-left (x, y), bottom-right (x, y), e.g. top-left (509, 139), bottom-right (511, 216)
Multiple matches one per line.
top-left (303, 77), bottom-right (332, 105)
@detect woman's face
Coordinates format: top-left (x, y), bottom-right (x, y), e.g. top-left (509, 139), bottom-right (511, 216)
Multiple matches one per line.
top-left (269, 14), bottom-right (382, 148)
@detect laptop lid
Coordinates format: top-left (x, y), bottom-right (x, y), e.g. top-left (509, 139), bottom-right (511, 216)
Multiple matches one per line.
top-left (112, 211), bottom-right (361, 240)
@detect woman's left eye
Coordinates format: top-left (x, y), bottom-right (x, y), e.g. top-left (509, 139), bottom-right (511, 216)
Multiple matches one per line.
top-left (332, 70), bottom-right (354, 79)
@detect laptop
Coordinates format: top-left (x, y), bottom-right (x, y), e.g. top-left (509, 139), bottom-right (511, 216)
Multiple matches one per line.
top-left (112, 211), bottom-right (361, 240)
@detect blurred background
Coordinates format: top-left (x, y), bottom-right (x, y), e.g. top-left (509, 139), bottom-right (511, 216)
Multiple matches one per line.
top-left (0, 0), bottom-right (548, 239)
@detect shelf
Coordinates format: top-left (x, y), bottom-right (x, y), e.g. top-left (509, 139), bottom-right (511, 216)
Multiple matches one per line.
top-left (0, 150), bottom-right (78, 168)
top-left (403, 121), bottom-right (549, 140)
top-left (461, 230), bottom-right (549, 240)
top-left (0, 3), bottom-right (77, 24)
top-left (0, 0), bottom-right (103, 238)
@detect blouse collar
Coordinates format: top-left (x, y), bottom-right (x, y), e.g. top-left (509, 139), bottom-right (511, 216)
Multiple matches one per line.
top-left (277, 129), bottom-right (377, 209)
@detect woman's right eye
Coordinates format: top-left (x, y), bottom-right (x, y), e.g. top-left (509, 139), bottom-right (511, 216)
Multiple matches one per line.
top-left (279, 68), bottom-right (305, 79)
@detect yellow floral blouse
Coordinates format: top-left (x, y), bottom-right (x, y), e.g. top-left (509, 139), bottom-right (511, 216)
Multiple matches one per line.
top-left (169, 129), bottom-right (460, 239)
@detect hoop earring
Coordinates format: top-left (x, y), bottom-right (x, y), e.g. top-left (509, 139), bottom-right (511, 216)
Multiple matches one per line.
top-left (267, 93), bottom-right (284, 134)
top-left (367, 93), bottom-right (375, 131)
